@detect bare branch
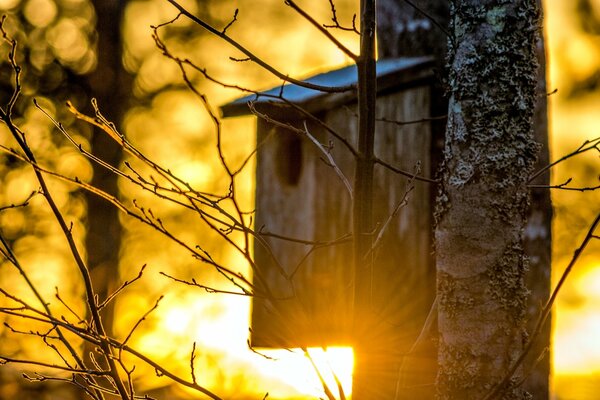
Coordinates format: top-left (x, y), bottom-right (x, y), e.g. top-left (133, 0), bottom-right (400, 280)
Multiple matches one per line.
top-left (374, 156), bottom-right (438, 183)
top-left (529, 136), bottom-right (600, 183)
top-left (324, 0), bottom-right (359, 34)
top-left (98, 264), bottom-right (148, 310)
top-left (190, 342), bottom-right (197, 384)
top-left (367, 163), bottom-right (419, 258)
top-left (0, 357), bottom-right (110, 376)
top-left (302, 348), bottom-right (336, 400)
top-left (164, 0), bottom-right (355, 93)
top-left (284, 0), bottom-right (358, 60)
top-left (376, 114), bottom-right (447, 126)
top-left (159, 272), bottom-right (253, 296)
top-left (303, 121), bottom-right (353, 200)
top-left (122, 296), bottom-right (163, 347)
top-left (221, 9), bottom-right (239, 35)
top-left (0, 190), bottom-right (37, 212)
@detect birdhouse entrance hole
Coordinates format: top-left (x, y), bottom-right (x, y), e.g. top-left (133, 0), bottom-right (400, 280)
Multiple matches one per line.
top-left (275, 129), bottom-right (302, 186)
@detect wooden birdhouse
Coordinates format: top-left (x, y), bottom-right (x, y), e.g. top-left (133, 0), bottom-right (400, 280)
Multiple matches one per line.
top-left (221, 57), bottom-right (441, 350)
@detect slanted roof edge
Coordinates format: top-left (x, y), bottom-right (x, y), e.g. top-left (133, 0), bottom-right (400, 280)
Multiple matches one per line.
top-left (220, 56), bottom-right (435, 119)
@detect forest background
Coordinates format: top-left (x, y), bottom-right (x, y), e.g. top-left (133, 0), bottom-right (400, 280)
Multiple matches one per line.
top-left (0, 0), bottom-right (599, 399)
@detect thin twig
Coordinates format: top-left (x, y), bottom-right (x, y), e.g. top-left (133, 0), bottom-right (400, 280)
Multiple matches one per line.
top-left (285, 0), bottom-right (357, 60)
top-left (190, 342), bottom-right (198, 384)
top-left (98, 264), bottom-right (148, 310)
top-left (529, 136), bottom-right (600, 183)
top-left (164, 0), bottom-right (354, 93)
top-left (324, 0), bottom-right (359, 34)
top-left (221, 9), bottom-right (238, 34)
top-left (367, 163), bottom-right (419, 259)
top-left (376, 114), bottom-right (447, 127)
top-left (302, 348), bottom-right (336, 400)
top-left (122, 296), bottom-right (163, 347)
top-left (0, 190), bottom-right (37, 212)
top-left (159, 272), bottom-right (253, 296)
top-left (303, 121), bottom-right (353, 200)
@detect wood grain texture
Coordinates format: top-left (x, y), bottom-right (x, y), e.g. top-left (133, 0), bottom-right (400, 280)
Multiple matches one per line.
top-left (251, 86), bottom-right (434, 358)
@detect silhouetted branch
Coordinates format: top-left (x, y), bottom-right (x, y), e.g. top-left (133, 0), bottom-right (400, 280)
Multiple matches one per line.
top-left (0, 190), bottom-right (37, 212)
top-left (324, 0), bottom-right (359, 34)
top-left (165, 0), bottom-right (355, 93)
top-left (285, 0), bottom-right (358, 60)
top-left (376, 114), bottom-right (447, 126)
top-left (529, 136), bottom-right (600, 183)
top-left (303, 348), bottom-right (336, 400)
top-left (122, 296), bottom-right (163, 347)
top-left (159, 272), bottom-right (253, 296)
top-left (99, 264), bottom-right (148, 310)
top-left (0, 20), bottom-right (129, 399)
top-left (303, 121), bottom-right (353, 199)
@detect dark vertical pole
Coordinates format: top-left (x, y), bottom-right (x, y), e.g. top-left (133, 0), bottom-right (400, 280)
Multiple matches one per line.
top-left (352, 0), bottom-right (380, 397)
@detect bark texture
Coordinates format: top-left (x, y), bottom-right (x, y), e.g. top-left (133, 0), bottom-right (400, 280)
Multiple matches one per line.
top-left (435, 1), bottom-right (540, 399)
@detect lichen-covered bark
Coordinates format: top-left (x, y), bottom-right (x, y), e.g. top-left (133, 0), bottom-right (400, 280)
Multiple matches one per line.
top-left (435, 1), bottom-right (540, 399)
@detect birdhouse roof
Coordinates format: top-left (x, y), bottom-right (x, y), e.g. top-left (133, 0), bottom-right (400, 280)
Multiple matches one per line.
top-left (220, 56), bottom-right (435, 118)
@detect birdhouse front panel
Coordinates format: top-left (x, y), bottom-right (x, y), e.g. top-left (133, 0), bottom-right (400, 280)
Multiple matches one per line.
top-left (251, 115), bottom-right (354, 348)
top-left (250, 85), bottom-right (434, 349)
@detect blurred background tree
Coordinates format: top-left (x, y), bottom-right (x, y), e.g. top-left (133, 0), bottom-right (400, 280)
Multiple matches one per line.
top-left (0, 1), bottom-right (96, 397)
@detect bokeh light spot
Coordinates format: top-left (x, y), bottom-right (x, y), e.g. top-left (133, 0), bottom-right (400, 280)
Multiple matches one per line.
top-left (47, 18), bottom-right (88, 63)
top-left (23, 0), bottom-right (58, 28)
top-left (0, 0), bottom-right (20, 10)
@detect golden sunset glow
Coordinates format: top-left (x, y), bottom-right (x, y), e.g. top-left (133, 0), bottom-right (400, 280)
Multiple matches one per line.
top-left (0, 0), bottom-right (599, 399)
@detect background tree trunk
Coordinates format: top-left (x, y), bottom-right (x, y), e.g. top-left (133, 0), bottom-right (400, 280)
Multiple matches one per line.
top-left (522, 2), bottom-right (551, 395)
top-left (82, 0), bottom-right (129, 378)
top-left (435, 1), bottom-right (541, 399)
top-left (377, 0), bottom-right (449, 60)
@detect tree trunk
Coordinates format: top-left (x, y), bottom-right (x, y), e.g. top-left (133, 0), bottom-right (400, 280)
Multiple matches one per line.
top-left (435, 1), bottom-right (541, 399)
top-left (83, 0), bottom-right (129, 379)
